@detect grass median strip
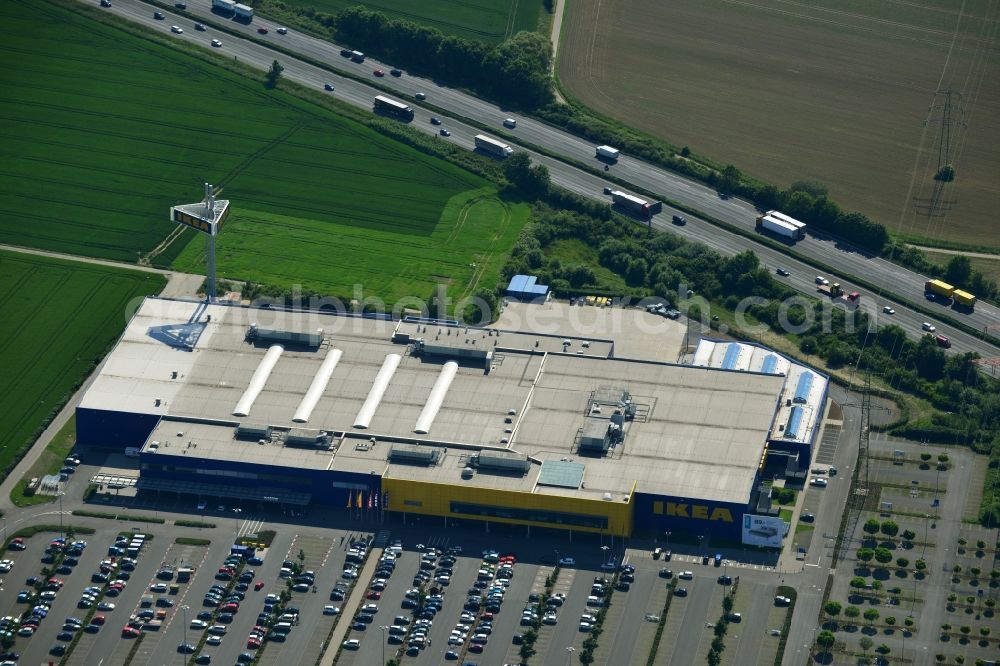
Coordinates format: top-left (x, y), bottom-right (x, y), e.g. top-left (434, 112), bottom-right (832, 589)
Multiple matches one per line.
top-left (73, 510), bottom-right (165, 524)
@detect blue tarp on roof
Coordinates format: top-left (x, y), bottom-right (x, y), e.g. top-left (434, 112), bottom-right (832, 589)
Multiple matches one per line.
top-left (793, 372), bottom-right (814, 403)
top-left (761, 354), bottom-right (779, 374)
top-left (785, 406), bottom-right (804, 439)
top-left (506, 274), bottom-right (549, 300)
top-left (721, 344), bottom-right (741, 370)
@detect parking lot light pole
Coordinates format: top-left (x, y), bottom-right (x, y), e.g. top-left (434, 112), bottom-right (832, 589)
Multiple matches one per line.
top-left (379, 625), bottom-right (388, 664)
top-left (58, 492), bottom-right (65, 539)
top-left (181, 604), bottom-right (189, 662)
top-left (565, 645), bottom-right (576, 665)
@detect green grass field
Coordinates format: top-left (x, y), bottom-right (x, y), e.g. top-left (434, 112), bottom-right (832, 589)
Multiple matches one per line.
top-left (0, 250), bottom-right (165, 481)
top-left (1, 0), bottom-right (527, 304)
top-left (270, 0), bottom-right (543, 42)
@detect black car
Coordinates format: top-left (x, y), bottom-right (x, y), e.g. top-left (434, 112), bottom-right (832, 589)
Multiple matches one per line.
top-left (659, 569), bottom-right (673, 579)
top-left (195, 656), bottom-right (212, 664)
top-left (718, 575), bottom-right (732, 585)
top-left (100, 0), bottom-right (112, 6)
top-left (390, 69), bottom-right (402, 76)
top-left (154, 11), bottom-right (164, 19)
top-left (512, 633), bottom-right (524, 645)
top-left (801, 512), bottom-right (815, 523)
top-left (195, 23), bottom-right (205, 31)
top-left (776, 267), bottom-right (790, 277)
top-left (674, 587), bottom-right (688, 597)
top-left (175, 2), bottom-right (187, 8)
top-left (671, 214), bottom-right (687, 225)
top-left (430, 117), bottom-right (442, 125)
top-left (51, 644), bottom-right (67, 656)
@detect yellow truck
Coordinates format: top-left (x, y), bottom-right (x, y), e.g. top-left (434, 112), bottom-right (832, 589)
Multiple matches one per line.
top-left (924, 279), bottom-right (955, 299)
top-left (953, 289), bottom-right (977, 308)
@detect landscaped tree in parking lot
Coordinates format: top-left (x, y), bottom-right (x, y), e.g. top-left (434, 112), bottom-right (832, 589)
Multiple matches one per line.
top-left (864, 608), bottom-right (880, 626)
top-left (902, 529), bottom-right (917, 541)
top-left (824, 601), bottom-right (842, 617)
top-left (816, 630), bottom-right (835, 651)
top-left (881, 520), bottom-right (900, 537)
top-left (850, 577), bottom-right (867, 590)
top-left (856, 548), bottom-right (875, 563)
top-left (860, 636), bottom-right (874, 658)
top-left (874, 548), bottom-right (893, 564)
top-left (845, 606), bottom-right (861, 623)
top-left (863, 519), bottom-right (882, 535)
top-left (897, 557), bottom-right (910, 568)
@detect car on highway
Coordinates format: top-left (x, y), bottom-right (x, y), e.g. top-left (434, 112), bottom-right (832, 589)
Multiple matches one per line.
top-left (195, 23), bottom-right (204, 30)
top-left (390, 69), bottom-right (402, 76)
top-left (170, 25), bottom-right (183, 34)
top-left (324, 83), bottom-right (334, 91)
top-left (277, 26), bottom-right (287, 34)
top-left (415, 92), bottom-right (426, 100)
top-left (374, 69), bottom-right (385, 77)
top-left (211, 39), bottom-right (222, 47)
top-left (257, 27), bottom-right (268, 34)
top-left (154, 11), bottom-right (164, 19)
top-left (175, 2), bottom-right (186, 7)
top-left (776, 268), bottom-right (790, 276)
top-left (882, 305), bottom-right (895, 314)
top-left (815, 276), bottom-right (829, 286)
top-left (936, 334), bottom-right (952, 348)
top-left (503, 118), bottom-right (517, 128)
top-left (922, 322), bottom-right (936, 332)
top-left (100, 0), bottom-right (111, 6)
top-left (671, 214), bottom-right (686, 225)
top-left (440, 128), bottom-right (451, 137)
top-left (430, 117), bottom-right (441, 125)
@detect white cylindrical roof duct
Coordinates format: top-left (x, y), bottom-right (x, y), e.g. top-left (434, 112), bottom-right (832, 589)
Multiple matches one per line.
top-left (414, 361), bottom-right (458, 435)
top-left (232, 344), bottom-right (284, 417)
top-left (353, 353), bottom-right (401, 429)
top-left (292, 348), bottom-right (343, 423)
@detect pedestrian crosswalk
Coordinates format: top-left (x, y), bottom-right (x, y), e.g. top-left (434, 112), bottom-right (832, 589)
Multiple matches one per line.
top-left (237, 516), bottom-right (264, 538)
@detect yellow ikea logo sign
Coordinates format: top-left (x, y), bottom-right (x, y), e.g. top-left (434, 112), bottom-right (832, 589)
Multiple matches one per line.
top-left (653, 501), bottom-right (733, 523)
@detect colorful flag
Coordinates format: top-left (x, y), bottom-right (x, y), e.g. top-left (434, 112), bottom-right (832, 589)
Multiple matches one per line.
top-left (356, 490), bottom-right (363, 508)
top-left (346, 491), bottom-right (352, 509)
top-left (367, 492), bottom-right (373, 510)
top-left (373, 491), bottom-right (379, 509)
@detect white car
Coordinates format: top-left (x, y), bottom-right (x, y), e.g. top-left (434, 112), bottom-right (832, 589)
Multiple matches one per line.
top-left (342, 639), bottom-right (361, 649)
top-left (206, 635), bottom-right (223, 646)
top-left (211, 39), bottom-right (222, 47)
top-left (98, 601), bottom-right (115, 611)
top-left (190, 619), bottom-right (208, 629)
top-left (170, 25), bottom-right (183, 34)
top-left (503, 118), bottom-right (517, 128)
top-left (815, 276), bottom-right (829, 286)
top-left (150, 583), bottom-right (167, 593)
top-left (809, 477), bottom-right (828, 487)
top-left (678, 571), bottom-right (694, 580)
top-left (323, 605), bottom-right (340, 615)
top-left (276, 26), bottom-right (287, 34)
top-left (341, 568), bottom-right (358, 580)
top-left (922, 322), bottom-right (936, 332)
top-left (0, 560), bottom-right (13, 573)
top-left (882, 306), bottom-right (895, 315)
top-left (558, 557), bottom-right (575, 566)
top-left (197, 500), bottom-right (207, 510)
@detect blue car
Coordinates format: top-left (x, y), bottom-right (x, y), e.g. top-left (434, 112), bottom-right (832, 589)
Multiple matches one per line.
top-left (352, 622), bottom-right (366, 631)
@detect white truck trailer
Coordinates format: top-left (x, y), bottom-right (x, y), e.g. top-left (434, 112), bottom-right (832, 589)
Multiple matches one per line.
top-left (211, 0), bottom-right (236, 12)
top-left (596, 145), bottom-right (620, 162)
top-left (474, 134), bottom-right (513, 158)
top-left (755, 211), bottom-right (806, 240)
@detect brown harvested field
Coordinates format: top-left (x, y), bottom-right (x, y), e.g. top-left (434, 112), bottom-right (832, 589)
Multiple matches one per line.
top-left (558, 0), bottom-right (1000, 248)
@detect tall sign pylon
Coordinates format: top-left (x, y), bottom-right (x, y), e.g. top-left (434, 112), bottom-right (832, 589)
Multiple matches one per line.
top-left (169, 183), bottom-right (230, 302)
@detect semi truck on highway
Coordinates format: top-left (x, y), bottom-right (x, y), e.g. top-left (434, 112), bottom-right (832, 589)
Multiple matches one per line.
top-left (817, 282), bottom-right (860, 308)
top-left (755, 211), bottom-right (806, 241)
top-left (924, 279), bottom-right (977, 309)
top-left (596, 145), bottom-right (620, 162)
top-left (211, 0), bottom-right (235, 13)
top-left (233, 2), bottom-right (253, 20)
top-left (609, 190), bottom-right (662, 219)
top-left (373, 95), bottom-right (414, 121)
top-left (474, 134), bottom-right (513, 158)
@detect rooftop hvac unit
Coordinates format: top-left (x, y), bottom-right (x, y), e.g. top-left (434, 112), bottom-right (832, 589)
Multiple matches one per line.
top-left (389, 444), bottom-right (442, 466)
top-left (475, 451), bottom-right (530, 474)
top-left (461, 467), bottom-right (474, 479)
top-left (235, 424), bottom-right (272, 441)
top-left (285, 429), bottom-right (332, 448)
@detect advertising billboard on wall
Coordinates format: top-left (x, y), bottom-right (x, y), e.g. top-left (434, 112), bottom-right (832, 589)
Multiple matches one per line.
top-left (742, 514), bottom-right (785, 548)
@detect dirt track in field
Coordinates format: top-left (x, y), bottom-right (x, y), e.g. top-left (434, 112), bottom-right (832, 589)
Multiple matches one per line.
top-left (558, 0), bottom-right (1000, 248)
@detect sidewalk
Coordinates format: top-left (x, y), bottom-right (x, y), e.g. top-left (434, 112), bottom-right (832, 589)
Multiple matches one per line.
top-left (318, 546), bottom-right (384, 666)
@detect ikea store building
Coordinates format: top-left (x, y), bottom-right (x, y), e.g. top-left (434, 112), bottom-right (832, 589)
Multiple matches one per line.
top-left (77, 298), bottom-right (828, 546)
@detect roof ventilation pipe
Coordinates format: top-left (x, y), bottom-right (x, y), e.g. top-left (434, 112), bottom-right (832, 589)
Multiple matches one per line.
top-left (292, 348), bottom-right (343, 423)
top-left (232, 344), bottom-right (284, 417)
top-left (414, 361), bottom-right (458, 434)
top-left (353, 353), bottom-right (402, 429)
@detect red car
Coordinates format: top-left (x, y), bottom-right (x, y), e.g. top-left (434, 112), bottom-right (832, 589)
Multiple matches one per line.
top-left (122, 626), bottom-right (141, 638)
top-left (247, 637), bottom-right (261, 649)
top-left (366, 591), bottom-right (381, 600)
top-left (221, 602), bottom-right (239, 613)
top-left (254, 581), bottom-right (265, 591)
top-left (373, 69), bottom-right (384, 77)
top-left (91, 615), bottom-right (106, 625)
top-left (257, 27), bottom-right (268, 34)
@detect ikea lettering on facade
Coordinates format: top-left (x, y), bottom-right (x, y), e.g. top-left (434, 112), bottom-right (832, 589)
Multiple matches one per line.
top-left (653, 501), bottom-right (734, 523)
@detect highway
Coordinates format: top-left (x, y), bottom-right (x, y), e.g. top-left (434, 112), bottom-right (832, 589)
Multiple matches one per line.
top-left (95, 0), bottom-right (998, 361)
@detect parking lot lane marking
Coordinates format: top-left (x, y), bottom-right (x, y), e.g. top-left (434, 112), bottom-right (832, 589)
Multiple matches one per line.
top-left (319, 539), bottom-right (337, 567)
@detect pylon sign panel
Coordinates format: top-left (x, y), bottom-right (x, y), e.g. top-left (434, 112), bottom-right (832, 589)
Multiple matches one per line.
top-left (170, 201), bottom-right (230, 236)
